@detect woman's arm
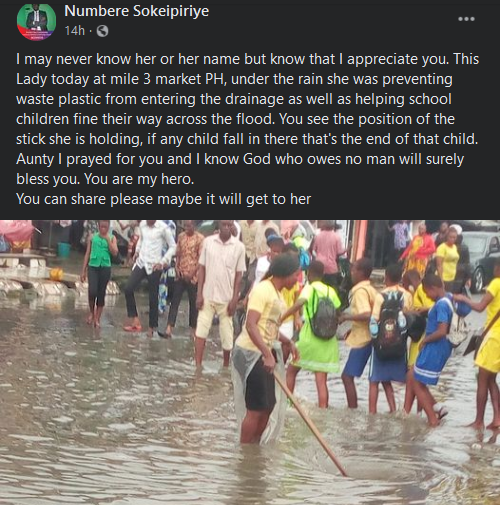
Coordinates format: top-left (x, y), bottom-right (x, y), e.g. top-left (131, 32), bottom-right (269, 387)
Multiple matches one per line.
top-left (400, 240), bottom-right (412, 260)
top-left (454, 292), bottom-right (493, 313)
top-left (419, 235), bottom-right (436, 257)
top-left (278, 333), bottom-right (300, 362)
top-left (107, 235), bottom-right (119, 257)
top-left (246, 310), bottom-right (276, 372)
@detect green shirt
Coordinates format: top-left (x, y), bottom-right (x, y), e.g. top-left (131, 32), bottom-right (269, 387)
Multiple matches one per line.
top-left (300, 281), bottom-right (341, 325)
top-left (89, 233), bottom-right (112, 268)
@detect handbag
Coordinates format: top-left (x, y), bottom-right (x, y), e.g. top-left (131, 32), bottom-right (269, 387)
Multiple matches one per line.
top-left (442, 297), bottom-right (469, 347)
top-left (464, 309), bottom-right (500, 357)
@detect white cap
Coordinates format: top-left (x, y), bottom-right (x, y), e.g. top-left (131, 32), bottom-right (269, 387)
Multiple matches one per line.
top-left (450, 224), bottom-right (463, 235)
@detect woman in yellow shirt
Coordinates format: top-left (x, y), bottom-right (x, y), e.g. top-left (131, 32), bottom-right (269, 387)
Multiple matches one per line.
top-left (436, 228), bottom-right (460, 292)
top-left (233, 254), bottom-right (300, 444)
top-left (454, 257), bottom-right (500, 430)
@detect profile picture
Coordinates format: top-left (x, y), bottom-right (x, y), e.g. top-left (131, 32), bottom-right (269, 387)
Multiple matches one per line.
top-left (17, 4), bottom-right (56, 41)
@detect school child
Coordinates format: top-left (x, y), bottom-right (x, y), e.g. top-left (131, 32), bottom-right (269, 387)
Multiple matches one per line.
top-left (410, 274), bottom-right (454, 427)
top-left (283, 260), bottom-right (341, 408)
top-left (339, 258), bottom-right (377, 409)
top-left (369, 264), bottom-right (413, 414)
top-left (402, 269), bottom-right (438, 415)
top-left (254, 235), bottom-right (286, 285)
top-left (454, 257), bottom-right (500, 430)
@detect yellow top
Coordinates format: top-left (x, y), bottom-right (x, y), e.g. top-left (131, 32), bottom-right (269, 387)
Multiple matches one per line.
top-left (346, 280), bottom-right (377, 348)
top-left (413, 283), bottom-right (435, 310)
top-left (372, 285), bottom-right (413, 320)
top-left (486, 278), bottom-right (500, 333)
top-left (436, 243), bottom-right (459, 282)
top-left (236, 279), bottom-right (286, 352)
top-left (281, 282), bottom-right (300, 322)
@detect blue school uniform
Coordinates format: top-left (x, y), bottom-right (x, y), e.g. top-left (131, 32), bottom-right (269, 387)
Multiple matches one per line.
top-left (369, 349), bottom-right (407, 383)
top-left (413, 295), bottom-right (453, 386)
top-left (344, 344), bottom-right (372, 378)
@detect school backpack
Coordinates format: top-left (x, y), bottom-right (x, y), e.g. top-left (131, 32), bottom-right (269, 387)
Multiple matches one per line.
top-left (298, 248), bottom-right (311, 270)
top-left (441, 297), bottom-right (470, 348)
top-left (306, 287), bottom-right (338, 340)
top-left (292, 236), bottom-right (311, 271)
top-left (373, 291), bottom-right (408, 360)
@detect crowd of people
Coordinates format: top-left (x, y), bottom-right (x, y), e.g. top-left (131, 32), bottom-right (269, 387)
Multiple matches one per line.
top-left (77, 220), bottom-right (500, 444)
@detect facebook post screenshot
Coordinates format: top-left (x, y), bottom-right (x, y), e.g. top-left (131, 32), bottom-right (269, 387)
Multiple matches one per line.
top-left (2, 1), bottom-right (500, 504)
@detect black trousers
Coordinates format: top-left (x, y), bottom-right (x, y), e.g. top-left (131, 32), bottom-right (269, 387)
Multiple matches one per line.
top-left (167, 279), bottom-right (198, 328)
top-left (125, 266), bottom-right (161, 328)
top-left (88, 266), bottom-right (111, 307)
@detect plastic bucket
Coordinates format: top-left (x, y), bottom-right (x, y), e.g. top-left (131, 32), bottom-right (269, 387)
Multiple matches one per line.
top-left (57, 242), bottom-right (71, 258)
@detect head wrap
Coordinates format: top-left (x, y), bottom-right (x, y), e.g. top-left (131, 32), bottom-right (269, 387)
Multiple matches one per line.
top-left (268, 253), bottom-right (300, 278)
top-left (450, 224), bottom-right (463, 235)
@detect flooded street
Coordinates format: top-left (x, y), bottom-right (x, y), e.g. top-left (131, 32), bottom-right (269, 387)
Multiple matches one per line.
top-left (1, 289), bottom-right (499, 505)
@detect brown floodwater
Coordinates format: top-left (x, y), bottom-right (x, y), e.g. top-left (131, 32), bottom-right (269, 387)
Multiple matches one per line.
top-left (0, 289), bottom-right (498, 505)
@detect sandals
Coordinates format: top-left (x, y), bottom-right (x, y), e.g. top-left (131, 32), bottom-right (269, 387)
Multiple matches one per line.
top-left (437, 407), bottom-right (449, 420)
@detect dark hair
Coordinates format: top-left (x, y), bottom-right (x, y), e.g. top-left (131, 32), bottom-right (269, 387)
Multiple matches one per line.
top-left (265, 227), bottom-right (278, 239)
top-left (354, 258), bottom-right (373, 279)
top-left (267, 253), bottom-right (300, 278)
top-left (402, 269), bottom-right (421, 286)
top-left (283, 242), bottom-right (299, 253)
top-left (495, 257), bottom-right (500, 268)
top-left (98, 220), bottom-right (110, 225)
top-left (422, 273), bottom-right (443, 289)
top-left (308, 260), bottom-right (325, 278)
top-left (385, 263), bottom-right (403, 284)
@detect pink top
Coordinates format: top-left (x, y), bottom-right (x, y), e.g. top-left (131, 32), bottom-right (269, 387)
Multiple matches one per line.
top-left (312, 230), bottom-right (346, 274)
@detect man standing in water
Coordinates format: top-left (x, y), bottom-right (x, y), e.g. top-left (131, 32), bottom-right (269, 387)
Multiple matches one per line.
top-left (164, 220), bottom-right (204, 339)
top-left (123, 220), bottom-right (176, 337)
top-left (195, 220), bottom-right (246, 367)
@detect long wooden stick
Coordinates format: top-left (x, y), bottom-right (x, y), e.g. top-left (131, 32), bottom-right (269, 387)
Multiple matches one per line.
top-left (274, 371), bottom-right (348, 477)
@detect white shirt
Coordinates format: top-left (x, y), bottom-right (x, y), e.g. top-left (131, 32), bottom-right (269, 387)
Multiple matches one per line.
top-left (134, 221), bottom-right (176, 274)
top-left (254, 256), bottom-right (271, 287)
top-left (199, 234), bottom-right (246, 303)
